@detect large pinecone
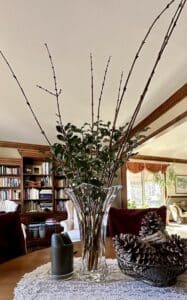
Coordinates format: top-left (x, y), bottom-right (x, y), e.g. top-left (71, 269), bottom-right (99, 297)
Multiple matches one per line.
top-left (158, 234), bottom-right (187, 265)
top-left (139, 211), bottom-right (165, 237)
top-left (113, 233), bottom-right (159, 265)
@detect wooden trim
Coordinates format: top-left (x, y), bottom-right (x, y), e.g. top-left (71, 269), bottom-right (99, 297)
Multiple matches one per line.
top-left (0, 141), bottom-right (50, 151)
top-left (131, 83), bottom-right (187, 136)
top-left (0, 158), bottom-right (21, 165)
top-left (168, 195), bottom-right (187, 199)
top-left (138, 110), bottom-right (187, 145)
top-left (131, 154), bottom-right (187, 164)
top-left (120, 163), bottom-right (127, 208)
top-left (18, 149), bottom-right (51, 158)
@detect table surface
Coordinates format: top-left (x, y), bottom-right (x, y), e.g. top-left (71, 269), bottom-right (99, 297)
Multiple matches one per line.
top-left (0, 239), bottom-right (115, 300)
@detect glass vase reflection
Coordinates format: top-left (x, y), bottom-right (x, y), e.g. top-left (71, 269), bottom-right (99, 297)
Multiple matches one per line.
top-left (65, 183), bottom-right (121, 281)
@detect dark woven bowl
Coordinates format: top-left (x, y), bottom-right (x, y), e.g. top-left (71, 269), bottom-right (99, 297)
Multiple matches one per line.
top-left (117, 255), bottom-right (187, 287)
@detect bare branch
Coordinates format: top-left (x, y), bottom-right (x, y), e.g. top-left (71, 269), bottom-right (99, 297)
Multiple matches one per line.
top-left (119, 0), bottom-right (186, 157)
top-left (90, 53), bottom-right (94, 131)
top-left (113, 0), bottom-right (176, 128)
top-left (96, 56), bottom-right (111, 124)
top-left (44, 43), bottom-right (64, 132)
top-left (109, 71), bottom-right (124, 147)
top-left (36, 84), bottom-right (56, 96)
top-left (0, 50), bottom-right (52, 146)
top-left (107, 0), bottom-right (186, 186)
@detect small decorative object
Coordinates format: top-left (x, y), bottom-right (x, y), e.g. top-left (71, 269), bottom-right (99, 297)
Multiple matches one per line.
top-left (51, 232), bottom-right (73, 279)
top-left (39, 224), bottom-right (46, 238)
top-left (0, 0), bottom-right (186, 282)
top-left (65, 183), bottom-right (121, 281)
top-left (113, 212), bottom-right (187, 287)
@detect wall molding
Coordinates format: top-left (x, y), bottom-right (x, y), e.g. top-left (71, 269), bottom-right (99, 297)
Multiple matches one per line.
top-left (0, 141), bottom-right (50, 151)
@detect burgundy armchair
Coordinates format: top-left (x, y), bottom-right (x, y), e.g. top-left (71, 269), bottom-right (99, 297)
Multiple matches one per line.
top-left (0, 211), bottom-right (26, 263)
top-left (108, 206), bottom-right (167, 237)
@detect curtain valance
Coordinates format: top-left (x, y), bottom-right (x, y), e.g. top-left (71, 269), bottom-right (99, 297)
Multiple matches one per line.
top-left (127, 162), bottom-right (169, 174)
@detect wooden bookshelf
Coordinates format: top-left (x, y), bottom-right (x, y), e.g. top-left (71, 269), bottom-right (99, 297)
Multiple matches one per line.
top-left (0, 150), bottom-right (69, 250)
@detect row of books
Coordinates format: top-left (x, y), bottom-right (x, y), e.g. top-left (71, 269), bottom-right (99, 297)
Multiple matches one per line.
top-left (55, 178), bottom-right (69, 188)
top-left (0, 177), bottom-right (20, 187)
top-left (54, 189), bottom-right (69, 199)
top-left (0, 166), bottom-right (20, 175)
top-left (40, 202), bottom-right (53, 212)
top-left (25, 188), bottom-right (52, 200)
top-left (25, 199), bottom-right (67, 212)
top-left (25, 176), bottom-right (52, 188)
top-left (26, 200), bottom-right (53, 212)
top-left (0, 189), bottom-right (20, 200)
top-left (41, 162), bottom-right (52, 175)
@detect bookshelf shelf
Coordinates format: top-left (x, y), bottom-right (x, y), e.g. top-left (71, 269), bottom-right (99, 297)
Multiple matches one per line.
top-left (0, 159), bottom-right (21, 202)
top-left (0, 186), bottom-right (21, 189)
top-left (0, 151), bottom-right (68, 250)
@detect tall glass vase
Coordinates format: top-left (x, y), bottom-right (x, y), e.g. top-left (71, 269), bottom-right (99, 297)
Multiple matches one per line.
top-left (65, 183), bottom-right (121, 281)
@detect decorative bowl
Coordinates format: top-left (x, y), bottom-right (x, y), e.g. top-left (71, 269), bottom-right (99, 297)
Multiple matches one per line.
top-left (117, 255), bottom-right (187, 287)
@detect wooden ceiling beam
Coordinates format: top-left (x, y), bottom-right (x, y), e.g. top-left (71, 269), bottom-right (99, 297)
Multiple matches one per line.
top-left (131, 83), bottom-right (187, 137)
top-left (138, 110), bottom-right (187, 145)
top-left (131, 154), bottom-right (187, 164)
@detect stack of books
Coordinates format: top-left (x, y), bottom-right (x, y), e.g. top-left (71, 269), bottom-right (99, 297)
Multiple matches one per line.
top-left (39, 202), bottom-right (53, 212)
top-left (39, 189), bottom-right (52, 199)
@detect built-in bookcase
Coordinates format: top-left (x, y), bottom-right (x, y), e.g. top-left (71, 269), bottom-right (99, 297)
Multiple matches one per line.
top-left (0, 150), bottom-right (68, 250)
top-left (0, 158), bottom-right (22, 203)
top-left (23, 157), bottom-right (53, 213)
top-left (19, 149), bottom-right (70, 214)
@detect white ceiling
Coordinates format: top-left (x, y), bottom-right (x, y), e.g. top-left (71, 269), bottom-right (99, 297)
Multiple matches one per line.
top-left (137, 120), bottom-right (187, 159)
top-left (0, 0), bottom-right (187, 145)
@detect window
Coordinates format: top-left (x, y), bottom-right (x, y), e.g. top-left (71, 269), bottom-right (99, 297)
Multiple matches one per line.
top-left (127, 169), bottom-right (165, 208)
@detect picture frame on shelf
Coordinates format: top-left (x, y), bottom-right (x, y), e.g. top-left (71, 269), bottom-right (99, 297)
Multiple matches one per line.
top-left (175, 175), bottom-right (187, 194)
top-left (32, 165), bottom-right (42, 174)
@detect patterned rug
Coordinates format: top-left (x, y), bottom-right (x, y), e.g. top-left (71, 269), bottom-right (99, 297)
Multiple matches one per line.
top-left (14, 258), bottom-right (187, 300)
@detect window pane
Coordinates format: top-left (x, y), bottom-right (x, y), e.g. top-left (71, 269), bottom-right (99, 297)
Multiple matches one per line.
top-left (127, 170), bottom-right (142, 208)
top-left (127, 168), bottom-right (165, 208)
top-left (144, 170), bottom-right (164, 207)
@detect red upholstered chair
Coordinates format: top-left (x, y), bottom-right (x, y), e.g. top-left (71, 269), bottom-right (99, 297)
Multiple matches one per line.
top-left (108, 206), bottom-right (167, 237)
top-left (0, 211), bottom-right (26, 263)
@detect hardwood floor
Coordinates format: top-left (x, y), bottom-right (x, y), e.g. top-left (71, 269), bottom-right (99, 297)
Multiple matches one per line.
top-left (0, 240), bottom-right (115, 300)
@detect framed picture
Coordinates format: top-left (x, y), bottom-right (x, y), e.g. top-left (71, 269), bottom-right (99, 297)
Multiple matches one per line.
top-left (175, 175), bottom-right (187, 194)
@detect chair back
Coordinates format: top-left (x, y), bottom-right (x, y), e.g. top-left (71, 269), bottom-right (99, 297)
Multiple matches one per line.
top-left (108, 206), bottom-right (167, 237)
top-left (0, 211), bottom-right (26, 263)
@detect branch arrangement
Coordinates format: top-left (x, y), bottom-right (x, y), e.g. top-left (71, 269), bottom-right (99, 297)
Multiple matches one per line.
top-left (0, 0), bottom-right (186, 187)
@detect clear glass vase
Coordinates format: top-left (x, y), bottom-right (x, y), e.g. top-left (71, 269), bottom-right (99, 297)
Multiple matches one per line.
top-left (65, 183), bottom-right (121, 281)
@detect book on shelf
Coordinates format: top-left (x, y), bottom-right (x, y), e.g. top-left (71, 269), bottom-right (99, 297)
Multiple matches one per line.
top-left (54, 189), bottom-right (68, 199)
top-left (39, 202), bottom-right (53, 211)
top-left (0, 166), bottom-right (19, 175)
top-left (0, 189), bottom-right (20, 200)
top-left (26, 188), bottom-right (39, 200)
top-left (0, 177), bottom-right (20, 187)
top-left (39, 189), bottom-right (52, 199)
top-left (27, 200), bottom-right (53, 212)
top-left (41, 162), bottom-right (52, 175)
